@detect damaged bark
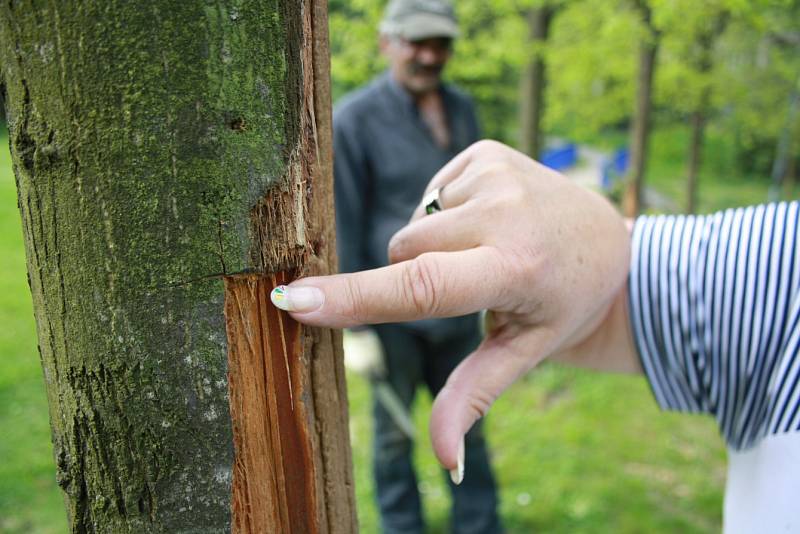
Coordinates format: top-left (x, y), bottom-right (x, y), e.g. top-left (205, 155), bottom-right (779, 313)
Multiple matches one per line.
top-left (0, 0), bottom-right (356, 532)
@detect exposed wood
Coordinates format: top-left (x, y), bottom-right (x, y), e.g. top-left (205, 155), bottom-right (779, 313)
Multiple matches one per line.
top-left (224, 1), bottom-right (357, 532)
top-left (226, 273), bottom-right (316, 533)
top-left (307, 1), bottom-right (359, 531)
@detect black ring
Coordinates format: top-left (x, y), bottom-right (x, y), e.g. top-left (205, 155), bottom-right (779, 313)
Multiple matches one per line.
top-left (423, 188), bottom-right (443, 215)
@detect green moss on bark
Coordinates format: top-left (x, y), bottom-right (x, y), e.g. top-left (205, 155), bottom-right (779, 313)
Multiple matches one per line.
top-left (0, 1), bottom-right (307, 531)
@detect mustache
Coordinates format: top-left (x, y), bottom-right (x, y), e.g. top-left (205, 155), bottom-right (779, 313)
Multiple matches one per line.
top-left (408, 62), bottom-right (444, 76)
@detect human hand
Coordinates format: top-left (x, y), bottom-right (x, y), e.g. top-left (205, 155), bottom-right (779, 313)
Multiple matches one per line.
top-left (270, 140), bottom-right (637, 481)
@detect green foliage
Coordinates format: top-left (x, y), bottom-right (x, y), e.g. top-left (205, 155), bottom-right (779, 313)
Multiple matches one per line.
top-left (654, 0), bottom-right (728, 114)
top-left (445, 0), bottom-right (527, 141)
top-left (653, 0), bottom-right (800, 176)
top-left (330, 0), bottom-right (800, 182)
top-left (329, 0), bottom-right (385, 102)
top-left (713, 4), bottom-right (800, 175)
top-left (544, 0), bottom-right (639, 140)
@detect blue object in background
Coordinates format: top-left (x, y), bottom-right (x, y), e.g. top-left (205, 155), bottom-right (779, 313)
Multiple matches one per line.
top-left (601, 147), bottom-right (629, 190)
top-left (541, 143), bottom-right (577, 171)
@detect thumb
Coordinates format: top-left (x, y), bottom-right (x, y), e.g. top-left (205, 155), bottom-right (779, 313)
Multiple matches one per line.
top-left (429, 332), bottom-right (550, 482)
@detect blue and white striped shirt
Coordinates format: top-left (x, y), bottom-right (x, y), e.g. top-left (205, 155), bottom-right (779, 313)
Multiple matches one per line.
top-left (629, 202), bottom-right (800, 451)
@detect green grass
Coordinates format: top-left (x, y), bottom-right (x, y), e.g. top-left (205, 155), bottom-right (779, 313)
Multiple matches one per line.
top-left (348, 365), bottom-right (726, 533)
top-left (2, 120), bottom-right (770, 532)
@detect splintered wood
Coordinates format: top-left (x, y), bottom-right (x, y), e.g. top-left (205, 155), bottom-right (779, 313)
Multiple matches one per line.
top-left (224, 273), bottom-right (318, 533)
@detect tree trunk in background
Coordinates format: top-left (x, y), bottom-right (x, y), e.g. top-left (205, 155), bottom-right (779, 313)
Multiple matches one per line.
top-left (686, 14), bottom-right (728, 214)
top-left (0, 1), bottom-right (357, 532)
top-left (686, 107), bottom-right (706, 214)
top-left (623, 0), bottom-right (658, 217)
top-left (519, 6), bottom-right (553, 160)
top-left (686, 36), bottom-right (713, 215)
top-left (769, 74), bottom-right (800, 201)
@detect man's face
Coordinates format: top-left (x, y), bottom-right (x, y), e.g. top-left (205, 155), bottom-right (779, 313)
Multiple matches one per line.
top-left (382, 36), bottom-right (453, 95)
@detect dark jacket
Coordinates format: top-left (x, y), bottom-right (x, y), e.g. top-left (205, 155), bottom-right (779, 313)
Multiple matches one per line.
top-left (333, 71), bottom-right (481, 340)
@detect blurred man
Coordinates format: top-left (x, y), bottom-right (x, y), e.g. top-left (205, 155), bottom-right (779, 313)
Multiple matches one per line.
top-left (333, 1), bottom-right (502, 533)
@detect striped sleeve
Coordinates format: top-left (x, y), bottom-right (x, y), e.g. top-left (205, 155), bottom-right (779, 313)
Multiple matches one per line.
top-left (629, 202), bottom-right (800, 450)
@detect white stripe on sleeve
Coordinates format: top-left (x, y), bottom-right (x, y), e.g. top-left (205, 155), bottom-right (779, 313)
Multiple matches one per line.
top-left (629, 202), bottom-right (800, 449)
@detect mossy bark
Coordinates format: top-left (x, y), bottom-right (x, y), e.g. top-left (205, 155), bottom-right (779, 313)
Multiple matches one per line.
top-left (0, 1), bottom-right (355, 532)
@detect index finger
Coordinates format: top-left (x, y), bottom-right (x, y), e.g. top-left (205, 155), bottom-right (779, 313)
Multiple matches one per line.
top-left (272, 246), bottom-right (509, 328)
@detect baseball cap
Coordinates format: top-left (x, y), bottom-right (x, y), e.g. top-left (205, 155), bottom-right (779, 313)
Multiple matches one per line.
top-left (379, 0), bottom-right (459, 41)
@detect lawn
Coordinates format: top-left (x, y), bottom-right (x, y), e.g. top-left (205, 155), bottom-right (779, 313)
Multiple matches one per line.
top-left (0, 122), bottom-right (740, 532)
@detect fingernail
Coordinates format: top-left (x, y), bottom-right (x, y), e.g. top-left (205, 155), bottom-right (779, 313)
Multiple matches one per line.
top-left (449, 436), bottom-right (465, 485)
top-left (270, 285), bottom-right (324, 313)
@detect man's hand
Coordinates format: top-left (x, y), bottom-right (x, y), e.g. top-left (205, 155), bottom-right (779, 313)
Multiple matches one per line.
top-left (270, 140), bottom-right (639, 479)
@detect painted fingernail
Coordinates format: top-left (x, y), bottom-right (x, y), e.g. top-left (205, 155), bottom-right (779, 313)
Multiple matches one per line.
top-left (449, 436), bottom-right (465, 485)
top-left (270, 285), bottom-right (324, 313)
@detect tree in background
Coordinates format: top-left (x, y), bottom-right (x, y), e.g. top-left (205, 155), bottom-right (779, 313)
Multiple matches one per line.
top-left (518, 1), bottom-right (559, 159)
top-left (656, 0), bottom-right (730, 213)
top-left (328, 0), bottom-right (384, 102)
top-left (683, 12), bottom-right (728, 214)
top-left (544, 0), bottom-right (637, 140)
top-left (328, 0), bottom-right (798, 209)
top-left (0, 1), bottom-right (356, 532)
top-left (623, 0), bottom-right (660, 216)
top-left (771, 72), bottom-right (800, 199)
top-left (446, 0), bottom-right (527, 142)
top-left (765, 25), bottom-right (800, 199)
top-left (708, 1), bottom-right (800, 192)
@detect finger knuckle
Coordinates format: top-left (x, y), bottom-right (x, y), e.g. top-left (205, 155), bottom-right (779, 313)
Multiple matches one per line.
top-left (342, 276), bottom-right (369, 324)
top-left (466, 388), bottom-right (496, 419)
top-left (493, 248), bottom-right (538, 301)
top-left (471, 139), bottom-right (500, 154)
top-left (400, 255), bottom-right (442, 316)
top-left (387, 234), bottom-right (409, 264)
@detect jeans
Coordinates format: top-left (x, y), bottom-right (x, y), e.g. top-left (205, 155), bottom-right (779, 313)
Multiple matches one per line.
top-left (372, 324), bottom-right (502, 534)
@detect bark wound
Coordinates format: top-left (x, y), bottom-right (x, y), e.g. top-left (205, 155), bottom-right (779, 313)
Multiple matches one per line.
top-left (249, 169), bottom-right (310, 273)
top-left (224, 272), bottom-right (318, 533)
top-left (221, 2), bottom-right (355, 531)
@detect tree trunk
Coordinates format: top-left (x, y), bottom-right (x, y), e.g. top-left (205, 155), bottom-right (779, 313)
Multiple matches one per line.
top-left (686, 108), bottom-right (705, 214)
top-left (769, 74), bottom-right (800, 201)
top-left (622, 1), bottom-right (658, 217)
top-left (686, 40), bottom-right (712, 215)
top-left (686, 14), bottom-right (728, 214)
top-left (519, 6), bottom-right (553, 160)
top-left (0, 1), bottom-right (356, 533)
